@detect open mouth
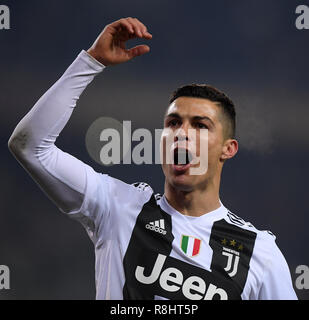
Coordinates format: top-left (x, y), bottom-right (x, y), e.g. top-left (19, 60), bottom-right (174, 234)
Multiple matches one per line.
top-left (173, 148), bottom-right (193, 165)
top-left (172, 148), bottom-right (193, 172)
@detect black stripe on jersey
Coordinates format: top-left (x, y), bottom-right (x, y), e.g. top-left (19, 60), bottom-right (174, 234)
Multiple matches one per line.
top-left (122, 195), bottom-right (174, 299)
top-left (122, 197), bottom-right (242, 300)
top-left (209, 219), bottom-right (257, 294)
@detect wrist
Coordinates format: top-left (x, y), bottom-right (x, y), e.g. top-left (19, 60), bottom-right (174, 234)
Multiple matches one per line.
top-left (86, 48), bottom-right (109, 66)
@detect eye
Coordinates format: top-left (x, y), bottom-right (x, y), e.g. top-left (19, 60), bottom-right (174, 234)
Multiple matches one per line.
top-left (168, 119), bottom-right (181, 127)
top-left (195, 123), bottom-right (208, 129)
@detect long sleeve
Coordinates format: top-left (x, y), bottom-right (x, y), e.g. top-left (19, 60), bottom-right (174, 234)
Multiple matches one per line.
top-left (8, 50), bottom-right (105, 214)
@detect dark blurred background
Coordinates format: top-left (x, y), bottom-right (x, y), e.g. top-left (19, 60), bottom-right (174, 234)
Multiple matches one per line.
top-left (0, 0), bottom-right (308, 299)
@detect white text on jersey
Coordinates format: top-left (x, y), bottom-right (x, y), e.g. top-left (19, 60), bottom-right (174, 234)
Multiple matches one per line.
top-left (135, 253), bottom-right (228, 300)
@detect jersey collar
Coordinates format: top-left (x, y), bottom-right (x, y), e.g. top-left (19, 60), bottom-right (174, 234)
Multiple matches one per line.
top-left (159, 194), bottom-right (227, 223)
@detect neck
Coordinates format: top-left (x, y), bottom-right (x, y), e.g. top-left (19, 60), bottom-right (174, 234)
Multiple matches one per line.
top-left (164, 177), bottom-right (221, 217)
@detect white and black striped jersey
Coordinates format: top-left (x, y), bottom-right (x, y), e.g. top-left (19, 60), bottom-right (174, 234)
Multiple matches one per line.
top-left (78, 169), bottom-right (297, 300)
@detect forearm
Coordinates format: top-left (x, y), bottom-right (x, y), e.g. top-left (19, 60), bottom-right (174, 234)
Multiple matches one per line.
top-left (8, 50), bottom-right (105, 213)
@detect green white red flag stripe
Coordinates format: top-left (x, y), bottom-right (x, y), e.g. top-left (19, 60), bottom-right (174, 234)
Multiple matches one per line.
top-left (181, 235), bottom-right (201, 257)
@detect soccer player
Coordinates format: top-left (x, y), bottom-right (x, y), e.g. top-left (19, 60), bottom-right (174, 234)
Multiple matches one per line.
top-left (8, 17), bottom-right (297, 300)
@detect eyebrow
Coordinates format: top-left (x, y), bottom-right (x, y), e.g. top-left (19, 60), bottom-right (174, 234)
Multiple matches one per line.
top-left (165, 113), bottom-right (215, 126)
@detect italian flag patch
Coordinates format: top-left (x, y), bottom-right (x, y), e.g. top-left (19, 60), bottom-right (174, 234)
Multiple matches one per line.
top-left (181, 235), bottom-right (202, 257)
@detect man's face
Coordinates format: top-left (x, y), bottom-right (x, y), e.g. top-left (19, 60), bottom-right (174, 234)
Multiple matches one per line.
top-left (161, 96), bottom-right (229, 192)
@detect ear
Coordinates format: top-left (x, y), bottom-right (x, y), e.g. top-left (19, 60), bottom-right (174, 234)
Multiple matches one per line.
top-left (220, 139), bottom-right (238, 161)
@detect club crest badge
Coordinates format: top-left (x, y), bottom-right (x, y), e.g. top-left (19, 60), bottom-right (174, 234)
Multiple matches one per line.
top-left (220, 238), bottom-right (244, 277)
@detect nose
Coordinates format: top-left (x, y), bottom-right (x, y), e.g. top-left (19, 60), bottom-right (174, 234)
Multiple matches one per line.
top-left (174, 122), bottom-right (189, 143)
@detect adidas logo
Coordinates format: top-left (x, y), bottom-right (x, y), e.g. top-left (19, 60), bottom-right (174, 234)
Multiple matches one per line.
top-left (145, 219), bottom-right (167, 235)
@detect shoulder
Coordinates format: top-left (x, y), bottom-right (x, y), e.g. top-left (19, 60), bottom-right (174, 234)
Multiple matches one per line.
top-left (223, 209), bottom-right (276, 242)
top-left (90, 170), bottom-right (154, 206)
top-left (131, 181), bottom-right (154, 194)
top-left (221, 208), bottom-right (278, 263)
top-left (222, 208), bottom-right (289, 278)
top-left (111, 178), bottom-right (154, 201)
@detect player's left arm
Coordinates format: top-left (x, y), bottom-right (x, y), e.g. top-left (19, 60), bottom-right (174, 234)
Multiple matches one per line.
top-left (258, 241), bottom-right (298, 300)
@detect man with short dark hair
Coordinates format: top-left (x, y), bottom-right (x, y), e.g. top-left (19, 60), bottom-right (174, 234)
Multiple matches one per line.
top-left (8, 17), bottom-right (297, 300)
top-left (169, 84), bottom-right (236, 139)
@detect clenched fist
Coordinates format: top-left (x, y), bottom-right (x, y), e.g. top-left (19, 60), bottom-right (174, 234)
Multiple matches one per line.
top-left (87, 17), bottom-right (152, 66)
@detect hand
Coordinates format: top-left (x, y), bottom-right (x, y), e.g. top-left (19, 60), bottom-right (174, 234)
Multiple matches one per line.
top-left (87, 17), bottom-right (152, 66)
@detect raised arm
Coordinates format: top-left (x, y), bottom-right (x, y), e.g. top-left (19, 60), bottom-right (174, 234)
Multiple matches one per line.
top-left (8, 18), bottom-right (152, 215)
